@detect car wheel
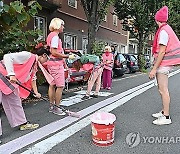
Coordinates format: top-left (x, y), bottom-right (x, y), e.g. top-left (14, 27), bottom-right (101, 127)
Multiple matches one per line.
top-left (119, 74), bottom-right (124, 77)
top-left (112, 71), bottom-right (115, 78)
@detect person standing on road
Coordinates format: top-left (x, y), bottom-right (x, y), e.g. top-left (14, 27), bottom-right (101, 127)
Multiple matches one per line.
top-left (81, 56), bottom-right (104, 100)
top-left (0, 46), bottom-right (52, 143)
top-left (45, 18), bottom-right (75, 115)
top-left (149, 6), bottom-right (180, 125)
top-left (102, 46), bottom-right (114, 90)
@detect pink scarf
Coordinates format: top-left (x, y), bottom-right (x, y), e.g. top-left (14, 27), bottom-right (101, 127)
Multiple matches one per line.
top-left (105, 52), bottom-right (110, 56)
top-left (37, 61), bottom-right (54, 85)
top-left (152, 23), bottom-right (167, 55)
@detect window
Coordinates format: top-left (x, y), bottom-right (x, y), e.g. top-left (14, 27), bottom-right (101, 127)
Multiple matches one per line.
top-left (121, 45), bottom-right (125, 53)
top-left (64, 33), bottom-right (77, 49)
top-left (129, 44), bottom-right (135, 53)
top-left (103, 15), bottom-right (107, 22)
top-left (68, 0), bottom-right (77, 9)
top-left (82, 37), bottom-right (88, 54)
top-left (113, 15), bottom-right (118, 26)
top-left (34, 16), bottom-right (46, 41)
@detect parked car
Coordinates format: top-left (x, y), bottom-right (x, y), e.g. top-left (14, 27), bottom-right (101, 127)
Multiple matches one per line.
top-left (123, 54), bottom-right (139, 73)
top-left (113, 53), bottom-right (127, 77)
top-left (64, 49), bottom-right (91, 86)
top-left (133, 54), bottom-right (138, 60)
top-left (144, 54), bottom-right (151, 69)
top-left (134, 54), bottom-right (151, 69)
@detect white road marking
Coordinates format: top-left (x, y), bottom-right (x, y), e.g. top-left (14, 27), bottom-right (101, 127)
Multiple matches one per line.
top-left (74, 90), bottom-right (113, 96)
top-left (61, 94), bottom-right (86, 106)
top-left (61, 91), bottom-right (113, 106)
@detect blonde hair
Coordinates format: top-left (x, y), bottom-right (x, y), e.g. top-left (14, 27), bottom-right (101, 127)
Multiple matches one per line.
top-left (104, 46), bottom-right (112, 52)
top-left (49, 18), bottom-right (65, 31)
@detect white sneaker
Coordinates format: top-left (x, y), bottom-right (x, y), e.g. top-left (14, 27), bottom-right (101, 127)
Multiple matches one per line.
top-left (152, 111), bottom-right (163, 118)
top-left (153, 115), bottom-right (172, 125)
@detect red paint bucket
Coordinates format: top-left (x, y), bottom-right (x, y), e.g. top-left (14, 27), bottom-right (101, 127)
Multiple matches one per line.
top-left (90, 112), bottom-right (116, 146)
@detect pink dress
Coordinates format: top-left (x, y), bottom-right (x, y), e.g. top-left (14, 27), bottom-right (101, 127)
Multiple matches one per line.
top-left (46, 32), bottom-right (65, 87)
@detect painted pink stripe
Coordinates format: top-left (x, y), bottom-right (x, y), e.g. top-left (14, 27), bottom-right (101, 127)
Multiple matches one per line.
top-left (0, 81), bottom-right (152, 153)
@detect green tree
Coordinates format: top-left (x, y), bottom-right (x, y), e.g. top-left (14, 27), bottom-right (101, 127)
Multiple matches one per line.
top-left (92, 41), bottom-right (106, 57)
top-left (114, 0), bottom-right (180, 70)
top-left (162, 0), bottom-right (180, 38)
top-left (80, 0), bottom-right (114, 53)
top-left (114, 0), bottom-right (164, 70)
top-left (0, 0), bottom-right (42, 59)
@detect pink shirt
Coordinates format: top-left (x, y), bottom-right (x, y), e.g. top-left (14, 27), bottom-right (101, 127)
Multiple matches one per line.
top-left (102, 53), bottom-right (114, 70)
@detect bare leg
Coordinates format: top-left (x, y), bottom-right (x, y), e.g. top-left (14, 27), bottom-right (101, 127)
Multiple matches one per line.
top-left (55, 87), bottom-right (63, 106)
top-left (95, 68), bottom-right (103, 95)
top-left (48, 85), bottom-right (55, 104)
top-left (156, 73), bottom-right (170, 116)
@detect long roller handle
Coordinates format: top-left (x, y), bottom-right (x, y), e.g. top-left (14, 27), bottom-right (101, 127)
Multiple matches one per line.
top-left (6, 76), bottom-right (80, 118)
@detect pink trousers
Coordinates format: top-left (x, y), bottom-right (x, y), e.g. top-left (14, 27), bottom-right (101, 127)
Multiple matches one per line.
top-left (0, 89), bottom-right (27, 136)
top-left (102, 69), bottom-right (112, 88)
top-left (86, 67), bottom-right (103, 96)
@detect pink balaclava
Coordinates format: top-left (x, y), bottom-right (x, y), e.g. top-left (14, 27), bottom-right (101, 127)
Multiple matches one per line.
top-left (155, 6), bottom-right (168, 22)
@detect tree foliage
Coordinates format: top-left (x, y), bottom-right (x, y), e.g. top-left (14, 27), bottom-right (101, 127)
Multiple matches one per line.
top-left (0, 0), bottom-right (42, 58)
top-left (114, 0), bottom-right (180, 51)
top-left (114, 0), bottom-right (164, 53)
top-left (162, 0), bottom-right (180, 38)
top-left (113, 0), bottom-right (180, 70)
top-left (80, 0), bottom-right (114, 53)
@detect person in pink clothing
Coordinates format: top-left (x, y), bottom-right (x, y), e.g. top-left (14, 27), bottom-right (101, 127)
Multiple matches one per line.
top-left (149, 6), bottom-right (180, 125)
top-left (102, 46), bottom-right (114, 90)
top-left (0, 46), bottom-right (51, 143)
top-left (72, 55), bottom-right (103, 99)
top-left (45, 18), bottom-right (75, 115)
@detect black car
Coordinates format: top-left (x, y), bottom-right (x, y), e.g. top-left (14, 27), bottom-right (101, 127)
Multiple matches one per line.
top-left (113, 53), bottom-right (127, 77)
top-left (123, 54), bottom-right (139, 73)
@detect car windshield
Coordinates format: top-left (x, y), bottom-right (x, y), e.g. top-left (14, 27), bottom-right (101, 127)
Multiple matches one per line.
top-left (145, 55), bottom-right (150, 60)
top-left (117, 54), bottom-right (126, 62)
top-left (130, 55), bottom-right (137, 61)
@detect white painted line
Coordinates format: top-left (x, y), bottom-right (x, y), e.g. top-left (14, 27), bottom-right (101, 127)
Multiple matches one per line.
top-left (61, 91), bottom-right (113, 106)
top-left (0, 69), bottom-right (179, 154)
top-left (21, 84), bottom-right (154, 154)
top-left (74, 90), bottom-right (113, 96)
top-left (61, 94), bottom-right (85, 106)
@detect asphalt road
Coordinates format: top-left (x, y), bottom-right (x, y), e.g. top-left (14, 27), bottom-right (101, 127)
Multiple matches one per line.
top-left (1, 68), bottom-right (180, 154)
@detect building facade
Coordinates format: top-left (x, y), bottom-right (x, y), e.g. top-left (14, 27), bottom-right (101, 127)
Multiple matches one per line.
top-left (4, 0), bottom-right (130, 54)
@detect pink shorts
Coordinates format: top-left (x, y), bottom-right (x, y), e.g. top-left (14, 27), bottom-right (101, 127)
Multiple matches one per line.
top-left (47, 65), bottom-right (65, 87)
top-left (156, 66), bottom-right (172, 75)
